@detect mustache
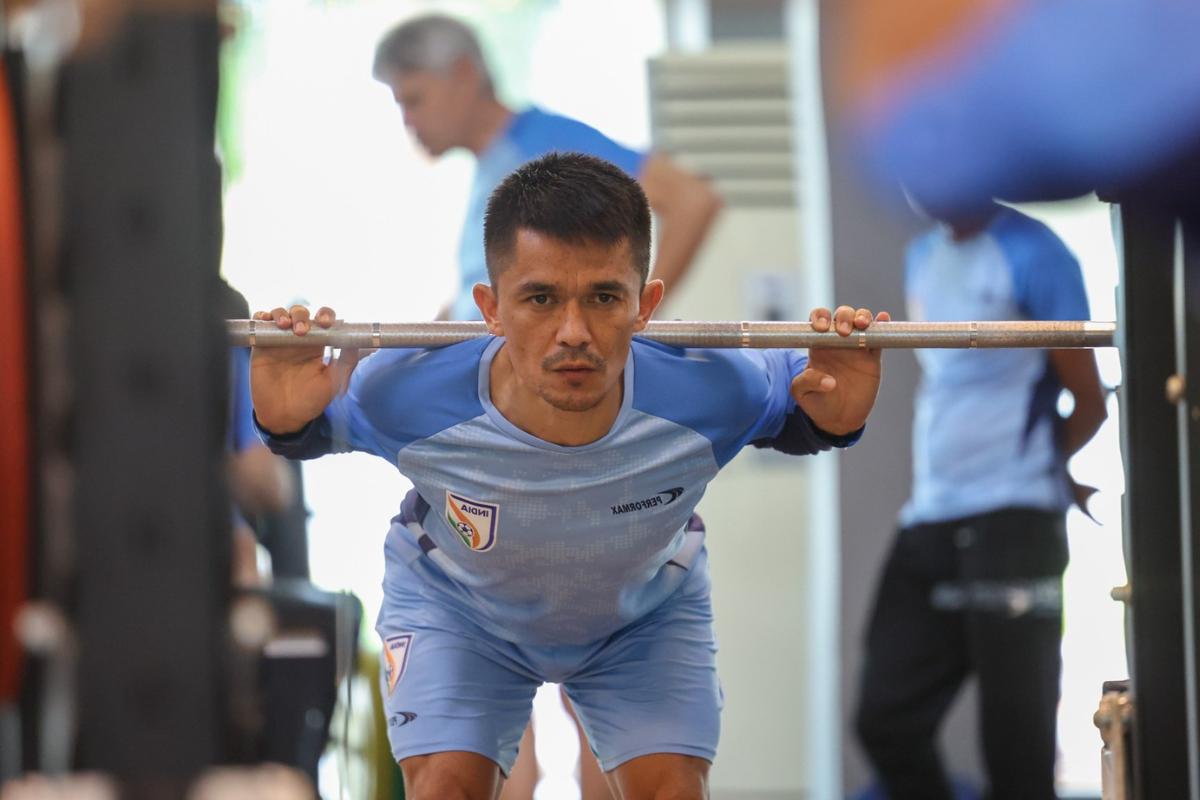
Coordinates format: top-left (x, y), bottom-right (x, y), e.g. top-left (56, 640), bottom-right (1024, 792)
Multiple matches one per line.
top-left (542, 349), bottom-right (605, 371)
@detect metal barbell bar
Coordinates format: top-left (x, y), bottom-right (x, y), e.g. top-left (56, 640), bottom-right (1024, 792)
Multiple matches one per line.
top-left (227, 319), bottom-right (1117, 350)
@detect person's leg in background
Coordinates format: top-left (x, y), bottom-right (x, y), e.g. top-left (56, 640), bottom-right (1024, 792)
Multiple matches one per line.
top-left (498, 724), bottom-right (538, 800)
top-left (960, 508), bottom-right (1068, 800)
top-left (561, 686), bottom-right (614, 800)
top-left (496, 691), bottom-right (611, 800)
top-left (855, 523), bottom-right (969, 800)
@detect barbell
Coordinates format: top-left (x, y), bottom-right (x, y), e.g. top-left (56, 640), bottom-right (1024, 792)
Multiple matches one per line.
top-left (226, 319), bottom-right (1117, 350)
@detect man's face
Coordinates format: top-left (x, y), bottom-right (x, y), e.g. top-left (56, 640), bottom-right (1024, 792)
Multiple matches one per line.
top-left (475, 230), bottom-right (662, 414)
top-left (385, 66), bottom-right (475, 156)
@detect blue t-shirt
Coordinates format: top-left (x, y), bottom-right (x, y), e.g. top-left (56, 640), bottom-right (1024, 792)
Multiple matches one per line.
top-left (901, 207), bottom-right (1090, 526)
top-left (260, 338), bottom-right (854, 646)
top-left (450, 108), bottom-right (647, 321)
top-left (229, 347), bottom-right (262, 528)
top-left (229, 347), bottom-right (259, 453)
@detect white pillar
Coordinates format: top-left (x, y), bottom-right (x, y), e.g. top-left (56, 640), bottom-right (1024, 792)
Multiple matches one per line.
top-left (786, 1), bottom-right (840, 799)
top-left (664, 0), bottom-right (710, 52)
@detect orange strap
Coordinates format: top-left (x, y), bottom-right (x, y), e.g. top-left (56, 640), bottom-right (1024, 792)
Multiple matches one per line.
top-left (0, 57), bottom-right (31, 703)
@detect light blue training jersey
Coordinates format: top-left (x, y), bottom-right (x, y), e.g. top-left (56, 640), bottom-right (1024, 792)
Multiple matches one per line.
top-left (261, 337), bottom-right (853, 646)
top-left (450, 107), bottom-right (647, 321)
top-left (900, 207), bottom-right (1090, 526)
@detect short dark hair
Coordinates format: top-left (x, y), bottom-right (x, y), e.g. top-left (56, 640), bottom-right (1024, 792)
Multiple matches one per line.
top-left (483, 152), bottom-right (651, 285)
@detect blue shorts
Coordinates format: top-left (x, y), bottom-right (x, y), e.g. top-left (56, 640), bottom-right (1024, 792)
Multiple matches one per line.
top-left (375, 547), bottom-right (722, 774)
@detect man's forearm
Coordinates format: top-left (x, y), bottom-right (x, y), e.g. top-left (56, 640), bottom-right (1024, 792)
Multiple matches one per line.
top-left (229, 447), bottom-right (296, 513)
top-left (253, 408), bottom-right (316, 437)
top-left (1061, 398), bottom-right (1107, 458)
top-left (641, 153), bottom-right (722, 300)
top-left (651, 190), bottom-right (721, 296)
top-left (753, 408), bottom-right (863, 455)
top-left (1049, 349), bottom-right (1107, 460)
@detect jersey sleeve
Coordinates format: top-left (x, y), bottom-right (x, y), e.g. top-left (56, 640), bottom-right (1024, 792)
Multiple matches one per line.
top-left (256, 339), bottom-right (490, 463)
top-left (747, 349), bottom-right (866, 453)
top-left (256, 350), bottom-right (413, 462)
top-left (581, 129), bottom-right (646, 178)
top-left (740, 349), bottom-right (807, 441)
top-left (520, 110), bottom-right (647, 177)
top-left (633, 342), bottom-right (856, 467)
top-left (254, 411), bottom-right (339, 460)
top-left (995, 214), bottom-right (1091, 321)
top-left (752, 408), bottom-right (864, 455)
top-left (720, 349), bottom-right (864, 459)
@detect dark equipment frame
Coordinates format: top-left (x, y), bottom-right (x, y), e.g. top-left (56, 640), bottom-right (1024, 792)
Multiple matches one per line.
top-left (1118, 197), bottom-right (1200, 799)
top-left (51, 8), bottom-right (231, 796)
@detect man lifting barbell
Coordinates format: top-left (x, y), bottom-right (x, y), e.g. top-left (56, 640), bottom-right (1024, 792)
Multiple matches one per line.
top-left (249, 153), bottom-right (886, 800)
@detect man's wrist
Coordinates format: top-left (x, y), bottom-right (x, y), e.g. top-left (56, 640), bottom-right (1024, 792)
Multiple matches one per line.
top-left (810, 419), bottom-right (859, 437)
top-left (809, 417), bottom-right (865, 447)
top-left (253, 411), bottom-right (314, 440)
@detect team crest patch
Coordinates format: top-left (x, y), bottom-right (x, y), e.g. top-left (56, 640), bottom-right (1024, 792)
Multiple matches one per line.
top-left (383, 633), bottom-right (413, 695)
top-left (444, 491), bottom-right (499, 552)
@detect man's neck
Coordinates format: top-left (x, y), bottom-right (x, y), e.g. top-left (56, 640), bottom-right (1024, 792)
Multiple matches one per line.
top-left (948, 221), bottom-right (990, 242)
top-left (488, 345), bottom-right (623, 447)
top-left (465, 98), bottom-right (515, 156)
top-left (945, 206), bottom-right (1001, 241)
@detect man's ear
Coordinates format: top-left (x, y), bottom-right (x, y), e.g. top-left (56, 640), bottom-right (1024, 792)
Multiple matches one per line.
top-left (473, 283), bottom-right (502, 335)
top-left (634, 279), bottom-right (665, 331)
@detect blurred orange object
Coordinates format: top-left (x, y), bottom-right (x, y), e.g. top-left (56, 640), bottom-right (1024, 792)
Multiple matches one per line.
top-left (830, 0), bottom-right (1018, 119)
top-left (0, 57), bottom-right (30, 704)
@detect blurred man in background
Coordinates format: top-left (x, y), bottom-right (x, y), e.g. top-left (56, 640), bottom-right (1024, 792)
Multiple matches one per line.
top-left (372, 15), bottom-right (721, 798)
top-left (372, 13), bottom-right (721, 322)
top-left (853, 200), bottom-right (1108, 800)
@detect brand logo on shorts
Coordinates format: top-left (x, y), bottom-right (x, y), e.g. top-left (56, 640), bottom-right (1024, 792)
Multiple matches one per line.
top-left (383, 633), bottom-right (414, 695)
top-left (445, 491), bottom-right (499, 552)
top-left (389, 711), bottom-right (418, 728)
top-left (610, 487), bottom-right (684, 515)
